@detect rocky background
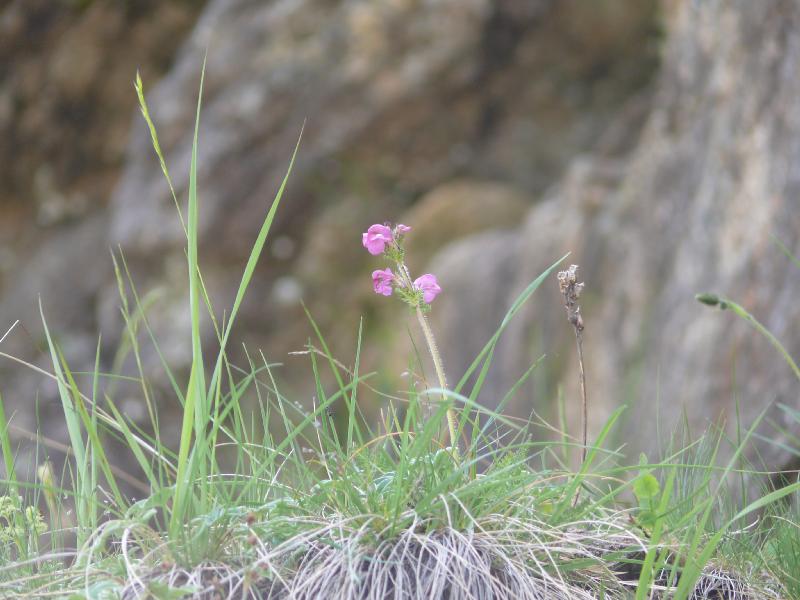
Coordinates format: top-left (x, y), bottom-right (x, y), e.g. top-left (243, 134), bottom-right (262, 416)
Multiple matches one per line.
top-left (1, 0), bottom-right (798, 486)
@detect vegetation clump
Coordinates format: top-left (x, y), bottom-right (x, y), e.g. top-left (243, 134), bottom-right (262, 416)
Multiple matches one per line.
top-left (0, 70), bottom-right (798, 600)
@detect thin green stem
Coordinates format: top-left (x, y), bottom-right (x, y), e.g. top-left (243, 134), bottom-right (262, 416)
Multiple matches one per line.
top-left (725, 299), bottom-right (800, 383)
top-left (697, 293), bottom-right (800, 382)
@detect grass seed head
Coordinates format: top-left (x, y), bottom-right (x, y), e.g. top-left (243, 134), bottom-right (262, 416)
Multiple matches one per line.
top-left (558, 264), bottom-right (585, 332)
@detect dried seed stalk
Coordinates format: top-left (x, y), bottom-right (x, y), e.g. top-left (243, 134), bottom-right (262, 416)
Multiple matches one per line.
top-left (557, 265), bottom-right (587, 466)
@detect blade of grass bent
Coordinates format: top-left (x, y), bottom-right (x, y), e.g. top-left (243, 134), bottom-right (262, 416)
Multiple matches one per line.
top-left (697, 293), bottom-right (800, 382)
top-left (39, 299), bottom-right (89, 545)
top-left (770, 233), bottom-right (800, 270)
top-left (455, 254), bottom-right (568, 397)
top-left (206, 127), bottom-right (303, 402)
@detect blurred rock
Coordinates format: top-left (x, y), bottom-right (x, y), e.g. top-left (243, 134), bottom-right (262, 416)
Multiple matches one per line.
top-left (400, 180), bottom-right (529, 272)
top-left (7, 0), bottom-right (797, 489)
top-left (0, 0), bottom-right (201, 216)
top-left (429, 157), bottom-right (627, 411)
top-left (101, 0), bottom-right (659, 379)
top-left (0, 0), bottom-right (204, 478)
top-left (0, 0), bottom-right (664, 481)
top-left (429, 1), bottom-right (800, 475)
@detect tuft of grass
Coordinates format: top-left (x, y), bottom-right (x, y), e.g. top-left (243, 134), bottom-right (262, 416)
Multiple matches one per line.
top-left (0, 66), bottom-right (797, 600)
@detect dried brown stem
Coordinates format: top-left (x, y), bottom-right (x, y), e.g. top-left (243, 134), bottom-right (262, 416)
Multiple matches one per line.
top-left (557, 265), bottom-right (588, 466)
top-left (575, 329), bottom-right (587, 466)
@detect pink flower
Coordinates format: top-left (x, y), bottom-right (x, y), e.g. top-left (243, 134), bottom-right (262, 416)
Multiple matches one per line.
top-left (395, 224), bottom-right (411, 235)
top-left (372, 268), bottom-right (395, 296)
top-left (413, 273), bottom-right (441, 304)
top-left (362, 224), bottom-right (393, 255)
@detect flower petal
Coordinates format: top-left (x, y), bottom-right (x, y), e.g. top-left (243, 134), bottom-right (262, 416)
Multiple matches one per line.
top-left (413, 273), bottom-right (441, 303)
top-left (372, 268), bottom-right (395, 296)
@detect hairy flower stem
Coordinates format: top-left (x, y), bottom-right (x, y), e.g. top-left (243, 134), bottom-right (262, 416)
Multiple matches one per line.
top-left (415, 306), bottom-right (459, 458)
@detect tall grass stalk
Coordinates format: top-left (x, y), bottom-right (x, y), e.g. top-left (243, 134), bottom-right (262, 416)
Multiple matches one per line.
top-left (135, 62), bottom-right (302, 546)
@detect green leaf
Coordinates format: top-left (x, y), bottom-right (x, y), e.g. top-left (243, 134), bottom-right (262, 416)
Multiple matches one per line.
top-left (633, 473), bottom-right (660, 503)
top-left (146, 581), bottom-right (197, 600)
top-left (637, 508), bottom-right (658, 530)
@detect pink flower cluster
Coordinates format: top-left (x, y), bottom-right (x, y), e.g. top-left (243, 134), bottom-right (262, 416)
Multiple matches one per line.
top-left (362, 223), bottom-right (409, 255)
top-left (371, 269), bottom-right (441, 303)
top-left (362, 222), bottom-right (441, 305)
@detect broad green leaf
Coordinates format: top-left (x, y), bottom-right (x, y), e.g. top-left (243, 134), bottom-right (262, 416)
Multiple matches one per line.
top-left (634, 472), bottom-right (660, 503)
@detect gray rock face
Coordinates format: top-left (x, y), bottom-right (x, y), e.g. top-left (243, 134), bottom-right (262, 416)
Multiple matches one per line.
top-left (110, 0), bottom-right (658, 250)
top-left (18, 0), bottom-right (800, 484)
top-left (0, 0), bottom-right (204, 479)
top-left (97, 0), bottom-right (659, 397)
top-left (430, 1), bottom-right (800, 471)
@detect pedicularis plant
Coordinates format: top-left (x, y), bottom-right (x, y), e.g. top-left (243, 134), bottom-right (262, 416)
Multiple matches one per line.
top-left (361, 222), bottom-right (459, 455)
top-left (363, 223), bottom-right (441, 307)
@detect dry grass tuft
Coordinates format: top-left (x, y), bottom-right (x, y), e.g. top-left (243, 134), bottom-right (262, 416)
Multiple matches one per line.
top-left (173, 511), bottom-right (651, 600)
top-left (112, 517), bottom-right (775, 599)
